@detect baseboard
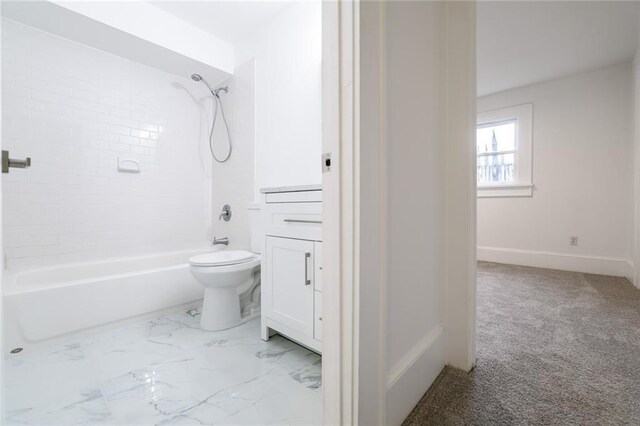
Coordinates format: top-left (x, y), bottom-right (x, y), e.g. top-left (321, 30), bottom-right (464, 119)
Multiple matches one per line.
top-left (478, 246), bottom-right (634, 281)
top-left (386, 324), bottom-right (445, 426)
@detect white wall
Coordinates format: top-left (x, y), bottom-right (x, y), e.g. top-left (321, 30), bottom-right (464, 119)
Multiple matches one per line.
top-left (211, 59), bottom-right (255, 250)
top-left (357, 3), bottom-right (387, 424)
top-left (52, 0), bottom-right (234, 74)
top-left (1, 19), bottom-right (212, 271)
top-left (358, 2), bottom-right (477, 424)
top-left (443, 0), bottom-right (477, 375)
top-left (477, 63), bottom-right (634, 279)
top-left (384, 2), bottom-right (445, 422)
top-left (235, 1), bottom-right (322, 199)
top-left (2, 1), bottom-right (233, 87)
top-left (207, 1), bottom-right (321, 249)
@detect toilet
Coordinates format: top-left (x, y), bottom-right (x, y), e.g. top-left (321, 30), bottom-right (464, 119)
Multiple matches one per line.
top-left (189, 204), bottom-right (263, 331)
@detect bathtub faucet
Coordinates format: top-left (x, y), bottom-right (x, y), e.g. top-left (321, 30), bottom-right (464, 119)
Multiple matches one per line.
top-left (219, 204), bottom-right (231, 222)
top-left (213, 237), bottom-right (229, 246)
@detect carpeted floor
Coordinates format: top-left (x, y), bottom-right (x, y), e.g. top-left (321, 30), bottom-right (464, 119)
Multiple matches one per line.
top-left (403, 262), bottom-right (640, 425)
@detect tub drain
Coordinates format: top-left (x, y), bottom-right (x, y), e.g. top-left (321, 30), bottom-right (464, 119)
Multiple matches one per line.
top-left (10, 347), bottom-right (22, 354)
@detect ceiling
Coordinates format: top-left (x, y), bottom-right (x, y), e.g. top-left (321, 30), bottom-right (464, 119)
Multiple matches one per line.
top-left (150, 1), bottom-right (293, 45)
top-left (478, 1), bottom-right (640, 97)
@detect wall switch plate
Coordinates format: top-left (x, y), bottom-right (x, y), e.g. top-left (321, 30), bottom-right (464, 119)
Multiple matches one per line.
top-left (570, 236), bottom-right (579, 246)
top-left (322, 153), bottom-right (331, 173)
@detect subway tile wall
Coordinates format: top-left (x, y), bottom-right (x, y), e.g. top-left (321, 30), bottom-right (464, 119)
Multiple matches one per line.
top-left (211, 59), bottom-right (255, 251)
top-left (1, 19), bottom-right (214, 271)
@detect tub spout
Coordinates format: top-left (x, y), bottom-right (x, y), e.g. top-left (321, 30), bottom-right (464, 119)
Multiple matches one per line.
top-left (213, 237), bottom-right (229, 246)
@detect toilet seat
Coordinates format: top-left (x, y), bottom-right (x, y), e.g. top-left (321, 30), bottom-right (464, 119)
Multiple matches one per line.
top-left (189, 250), bottom-right (257, 267)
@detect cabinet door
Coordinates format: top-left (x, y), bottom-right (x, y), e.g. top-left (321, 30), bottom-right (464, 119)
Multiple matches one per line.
top-left (265, 236), bottom-right (315, 335)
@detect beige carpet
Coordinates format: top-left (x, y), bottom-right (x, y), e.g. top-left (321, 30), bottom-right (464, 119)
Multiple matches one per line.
top-left (403, 262), bottom-right (640, 425)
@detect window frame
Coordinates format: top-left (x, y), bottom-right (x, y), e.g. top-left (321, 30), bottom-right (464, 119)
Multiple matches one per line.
top-left (476, 103), bottom-right (533, 198)
top-left (476, 118), bottom-right (517, 184)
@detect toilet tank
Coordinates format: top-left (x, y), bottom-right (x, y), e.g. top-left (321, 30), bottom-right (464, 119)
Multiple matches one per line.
top-left (247, 202), bottom-right (263, 254)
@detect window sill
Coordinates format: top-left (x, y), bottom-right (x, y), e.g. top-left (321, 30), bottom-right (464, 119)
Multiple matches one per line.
top-left (477, 184), bottom-right (533, 198)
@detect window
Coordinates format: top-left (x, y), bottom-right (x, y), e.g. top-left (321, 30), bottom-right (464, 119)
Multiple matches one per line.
top-left (477, 120), bottom-right (516, 185)
top-left (477, 104), bottom-right (533, 197)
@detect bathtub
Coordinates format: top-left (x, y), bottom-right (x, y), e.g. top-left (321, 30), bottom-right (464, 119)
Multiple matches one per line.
top-left (3, 249), bottom-right (214, 353)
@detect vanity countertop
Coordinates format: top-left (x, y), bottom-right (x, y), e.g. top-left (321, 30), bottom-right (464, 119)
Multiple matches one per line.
top-left (260, 184), bottom-right (322, 194)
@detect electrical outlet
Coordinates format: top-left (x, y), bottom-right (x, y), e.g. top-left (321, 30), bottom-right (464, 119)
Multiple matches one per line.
top-left (570, 236), bottom-right (579, 246)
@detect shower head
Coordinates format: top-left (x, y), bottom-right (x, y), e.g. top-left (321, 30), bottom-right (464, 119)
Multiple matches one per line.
top-left (190, 73), bottom-right (217, 96)
top-left (190, 73), bottom-right (228, 98)
top-left (191, 73), bottom-right (233, 163)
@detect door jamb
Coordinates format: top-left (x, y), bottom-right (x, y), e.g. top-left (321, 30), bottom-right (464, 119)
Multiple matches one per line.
top-left (322, 0), bottom-right (359, 424)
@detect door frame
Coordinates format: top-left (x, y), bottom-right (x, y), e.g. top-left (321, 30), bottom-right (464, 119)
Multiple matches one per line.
top-left (320, 1), bottom-right (478, 423)
top-left (322, 0), bottom-right (359, 424)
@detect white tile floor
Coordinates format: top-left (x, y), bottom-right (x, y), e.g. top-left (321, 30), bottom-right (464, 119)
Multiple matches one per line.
top-left (4, 308), bottom-right (322, 425)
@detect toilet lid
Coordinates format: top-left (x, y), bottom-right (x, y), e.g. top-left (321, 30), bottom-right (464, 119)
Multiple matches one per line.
top-left (189, 250), bottom-right (256, 267)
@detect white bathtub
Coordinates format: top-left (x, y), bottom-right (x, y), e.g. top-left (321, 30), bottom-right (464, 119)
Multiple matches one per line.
top-left (3, 249), bottom-right (213, 353)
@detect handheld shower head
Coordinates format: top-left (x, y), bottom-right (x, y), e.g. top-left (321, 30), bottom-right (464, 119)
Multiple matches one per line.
top-left (190, 73), bottom-right (217, 96)
top-left (190, 71), bottom-right (232, 163)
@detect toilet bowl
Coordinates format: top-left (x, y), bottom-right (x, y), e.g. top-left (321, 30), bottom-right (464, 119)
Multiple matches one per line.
top-left (189, 250), bottom-right (261, 331)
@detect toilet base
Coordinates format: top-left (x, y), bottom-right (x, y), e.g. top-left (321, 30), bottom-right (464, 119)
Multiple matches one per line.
top-left (200, 287), bottom-right (260, 331)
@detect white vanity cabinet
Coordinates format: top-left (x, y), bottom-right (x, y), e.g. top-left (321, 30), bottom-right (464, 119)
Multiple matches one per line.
top-left (261, 186), bottom-right (322, 353)
top-left (264, 237), bottom-right (315, 336)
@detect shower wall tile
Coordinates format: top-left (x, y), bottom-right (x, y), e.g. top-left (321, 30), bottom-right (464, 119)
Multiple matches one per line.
top-left (211, 59), bottom-right (256, 251)
top-left (1, 19), bottom-right (215, 271)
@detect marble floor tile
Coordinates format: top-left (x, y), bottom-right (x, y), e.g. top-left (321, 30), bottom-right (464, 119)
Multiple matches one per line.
top-left (5, 343), bottom-right (98, 411)
top-left (161, 367), bottom-right (322, 426)
top-left (5, 390), bottom-right (114, 425)
top-left (81, 324), bottom-right (189, 383)
top-left (4, 309), bottom-right (322, 425)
